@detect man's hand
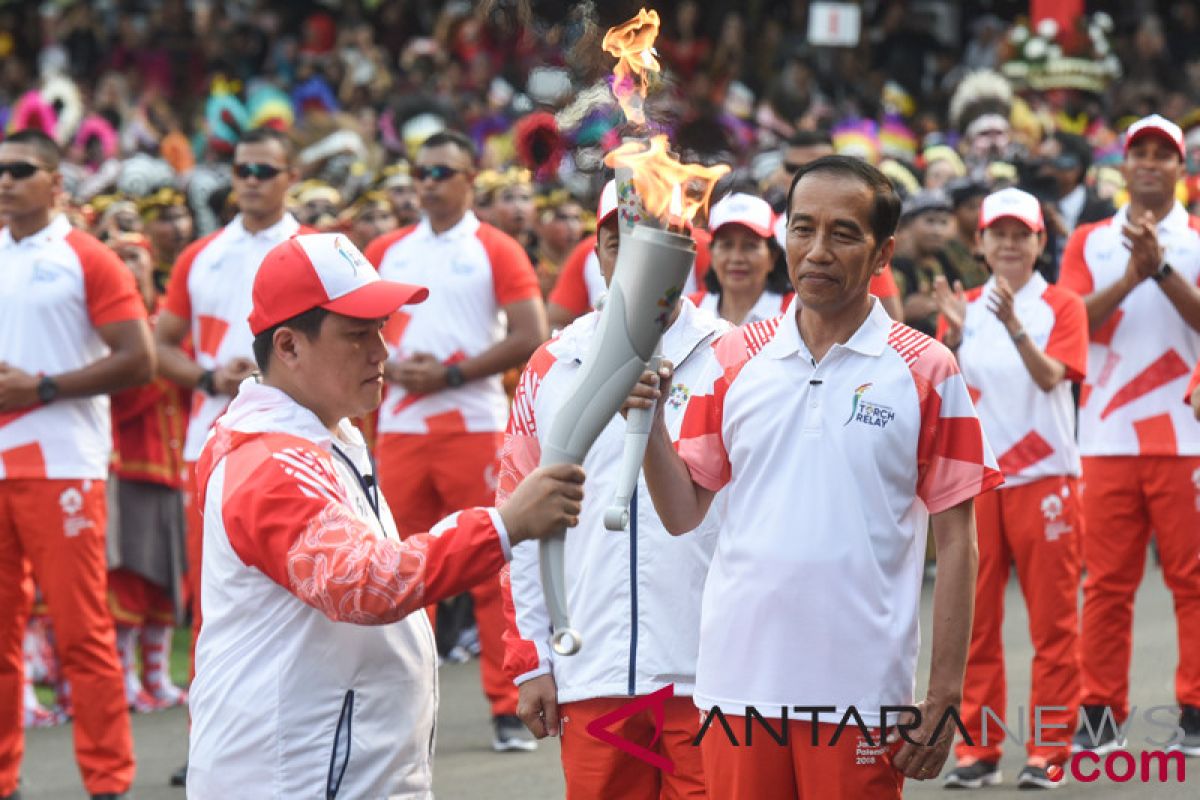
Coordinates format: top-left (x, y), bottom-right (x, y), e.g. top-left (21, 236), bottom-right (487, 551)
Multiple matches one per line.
top-left (1122, 211), bottom-right (1164, 281)
top-left (213, 357), bottom-right (257, 396)
top-left (393, 352), bottom-right (449, 394)
top-left (932, 276), bottom-right (966, 339)
top-left (517, 673), bottom-right (560, 738)
top-left (499, 463), bottom-right (585, 545)
top-left (890, 696), bottom-right (959, 780)
top-left (0, 363), bottom-right (39, 412)
top-left (620, 361), bottom-right (673, 427)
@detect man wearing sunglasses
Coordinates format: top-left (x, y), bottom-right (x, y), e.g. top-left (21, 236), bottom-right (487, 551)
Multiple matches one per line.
top-left (153, 126), bottom-right (310, 784)
top-left (365, 129), bottom-right (549, 754)
top-left (0, 129), bottom-right (154, 800)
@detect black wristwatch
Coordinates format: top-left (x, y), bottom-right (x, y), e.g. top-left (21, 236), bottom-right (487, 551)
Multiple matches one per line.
top-left (1151, 261), bottom-right (1174, 283)
top-left (37, 375), bottom-right (59, 405)
top-left (444, 364), bottom-right (466, 388)
top-left (196, 369), bottom-right (217, 396)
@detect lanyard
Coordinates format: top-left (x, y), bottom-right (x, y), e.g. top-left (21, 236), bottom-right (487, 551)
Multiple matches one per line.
top-left (330, 444), bottom-right (381, 523)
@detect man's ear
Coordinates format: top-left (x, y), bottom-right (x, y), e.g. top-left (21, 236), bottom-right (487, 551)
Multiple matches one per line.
top-left (272, 327), bottom-right (302, 369)
top-left (873, 236), bottom-right (896, 275)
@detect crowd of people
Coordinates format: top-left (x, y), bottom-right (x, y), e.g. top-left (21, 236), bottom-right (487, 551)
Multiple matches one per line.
top-left (3, 1), bottom-right (1200, 799)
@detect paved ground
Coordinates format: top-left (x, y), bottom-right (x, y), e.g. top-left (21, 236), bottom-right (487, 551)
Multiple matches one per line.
top-left (18, 559), bottom-right (1196, 798)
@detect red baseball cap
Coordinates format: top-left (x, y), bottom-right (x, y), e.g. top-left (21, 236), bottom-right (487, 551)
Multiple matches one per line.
top-left (596, 179), bottom-right (618, 228)
top-left (708, 192), bottom-right (775, 238)
top-left (978, 187), bottom-right (1044, 232)
top-left (1124, 114), bottom-right (1186, 160)
top-left (249, 233), bottom-right (428, 335)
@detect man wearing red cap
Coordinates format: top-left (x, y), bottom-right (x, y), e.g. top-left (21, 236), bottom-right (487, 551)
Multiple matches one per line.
top-left (187, 232), bottom-right (585, 798)
top-left (1059, 113), bottom-right (1200, 755)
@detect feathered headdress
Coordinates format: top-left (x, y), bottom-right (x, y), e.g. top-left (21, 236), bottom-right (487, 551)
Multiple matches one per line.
top-left (949, 70), bottom-right (1013, 136)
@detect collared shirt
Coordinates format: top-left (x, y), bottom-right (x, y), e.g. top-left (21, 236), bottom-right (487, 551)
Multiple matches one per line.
top-left (365, 211), bottom-right (540, 435)
top-left (1059, 204), bottom-right (1200, 456)
top-left (164, 213), bottom-right (305, 461)
top-left (0, 215), bottom-right (145, 479)
top-left (1058, 184), bottom-right (1087, 233)
top-left (949, 273), bottom-right (1087, 486)
top-left (674, 297), bottom-right (1001, 723)
top-left (687, 289), bottom-right (792, 325)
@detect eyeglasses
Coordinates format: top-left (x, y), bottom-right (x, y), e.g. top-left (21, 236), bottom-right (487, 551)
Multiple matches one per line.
top-left (0, 162), bottom-right (45, 180)
top-left (233, 162), bottom-right (284, 180)
top-left (412, 165), bottom-right (461, 182)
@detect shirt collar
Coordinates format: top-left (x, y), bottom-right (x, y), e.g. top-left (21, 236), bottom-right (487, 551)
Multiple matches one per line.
top-left (226, 212), bottom-right (300, 242)
top-left (0, 214), bottom-right (72, 249)
top-left (414, 210), bottom-right (480, 242)
top-left (761, 295), bottom-right (891, 360)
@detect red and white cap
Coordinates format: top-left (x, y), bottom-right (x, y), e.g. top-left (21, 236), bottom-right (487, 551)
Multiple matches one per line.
top-left (1124, 114), bottom-right (1186, 160)
top-left (708, 192), bottom-right (775, 238)
top-left (596, 179), bottom-right (618, 228)
top-left (249, 233), bottom-right (428, 335)
top-left (978, 187), bottom-right (1044, 232)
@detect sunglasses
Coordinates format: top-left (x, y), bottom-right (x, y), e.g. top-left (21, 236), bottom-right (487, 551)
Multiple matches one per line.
top-left (233, 162), bottom-right (284, 180)
top-left (412, 164), bottom-right (462, 182)
top-left (0, 162), bottom-right (46, 180)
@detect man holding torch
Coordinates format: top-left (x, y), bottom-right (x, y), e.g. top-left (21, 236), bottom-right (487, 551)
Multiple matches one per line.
top-left (627, 156), bottom-right (1002, 798)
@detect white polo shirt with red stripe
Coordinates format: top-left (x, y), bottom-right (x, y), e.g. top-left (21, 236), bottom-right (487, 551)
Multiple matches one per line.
top-left (164, 213), bottom-right (304, 461)
top-left (675, 297), bottom-right (1002, 724)
top-left (951, 274), bottom-right (1088, 485)
top-left (365, 212), bottom-right (540, 435)
top-left (0, 215), bottom-right (146, 479)
top-left (1059, 204), bottom-right (1200, 456)
top-left (686, 289), bottom-right (792, 325)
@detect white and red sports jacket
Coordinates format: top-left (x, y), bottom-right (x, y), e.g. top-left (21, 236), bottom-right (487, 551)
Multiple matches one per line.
top-left (187, 381), bottom-right (511, 799)
top-left (499, 298), bottom-right (729, 702)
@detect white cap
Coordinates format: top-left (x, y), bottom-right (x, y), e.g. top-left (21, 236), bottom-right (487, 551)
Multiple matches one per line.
top-left (1124, 114), bottom-right (1186, 160)
top-left (708, 192), bottom-right (775, 238)
top-left (978, 187), bottom-right (1044, 232)
top-left (773, 212), bottom-right (787, 249)
top-left (596, 180), bottom-right (618, 227)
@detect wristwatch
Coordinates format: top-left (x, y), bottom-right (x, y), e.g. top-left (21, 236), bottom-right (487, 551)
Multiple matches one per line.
top-left (444, 364), bottom-right (466, 388)
top-left (37, 375), bottom-right (59, 405)
top-left (196, 369), bottom-right (217, 396)
top-left (1151, 261), bottom-right (1174, 283)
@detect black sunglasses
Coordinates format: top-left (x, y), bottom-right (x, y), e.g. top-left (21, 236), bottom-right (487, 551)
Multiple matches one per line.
top-left (412, 164), bottom-right (461, 182)
top-left (0, 162), bottom-right (46, 180)
top-left (233, 162), bottom-right (284, 180)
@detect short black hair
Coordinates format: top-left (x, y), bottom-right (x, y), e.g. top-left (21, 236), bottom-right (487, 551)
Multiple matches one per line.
top-left (785, 155), bottom-right (902, 245)
top-left (236, 127), bottom-right (295, 165)
top-left (785, 129), bottom-right (834, 150)
top-left (420, 130), bottom-right (478, 165)
top-left (4, 129), bottom-right (61, 170)
top-left (1050, 131), bottom-right (1091, 175)
top-left (252, 306), bottom-right (330, 374)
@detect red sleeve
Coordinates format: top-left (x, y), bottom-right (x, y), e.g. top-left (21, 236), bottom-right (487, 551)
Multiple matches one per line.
top-left (1058, 221), bottom-right (1105, 297)
top-left (221, 435), bottom-right (508, 624)
top-left (547, 236), bottom-right (596, 316)
top-left (363, 226), bottom-right (414, 269)
top-left (1186, 360), bottom-right (1200, 405)
top-left (692, 227), bottom-right (711, 287)
top-left (163, 231), bottom-right (220, 322)
top-left (66, 230), bottom-right (146, 327)
top-left (476, 223), bottom-right (540, 306)
top-left (1042, 286), bottom-right (1089, 383)
top-left (870, 263), bottom-right (899, 298)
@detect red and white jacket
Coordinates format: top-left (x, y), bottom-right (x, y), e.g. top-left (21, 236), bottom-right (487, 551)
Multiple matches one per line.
top-left (499, 298), bottom-right (728, 702)
top-left (187, 381), bottom-right (511, 799)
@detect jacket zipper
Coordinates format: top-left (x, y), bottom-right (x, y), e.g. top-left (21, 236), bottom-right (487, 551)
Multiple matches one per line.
top-left (627, 490), bottom-right (638, 695)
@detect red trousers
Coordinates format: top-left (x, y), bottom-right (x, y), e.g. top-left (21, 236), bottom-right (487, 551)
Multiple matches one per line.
top-left (559, 696), bottom-right (706, 800)
top-left (957, 476), bottom-right (1082, 766)
top-left (108, 567), bottom-right (174, 627)
top-left (377, 431), bottom-right (517, 716)
top-left (699, 717), bottom-right (904, 799)
top-left (1079, 456), bottom-right (1200, 720)
top-left (0, 479), bottom-right (134, 795)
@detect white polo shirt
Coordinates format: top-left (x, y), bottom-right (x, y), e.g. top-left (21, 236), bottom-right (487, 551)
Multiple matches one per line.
top-left (687, 289), bottom-right (792, 325)
top-left (949, 274), bottom-right (1087, 486)
top-left (0, 215), bottom-right (145, 479)
top-left (675, 297), bottom-right (1002, 724)
top-left (1059, 204), bottom-right (1200, 456)
top-left (164, 213), bottom-right (304, 461)
top-left (365, 212), bottom-right (540, 435)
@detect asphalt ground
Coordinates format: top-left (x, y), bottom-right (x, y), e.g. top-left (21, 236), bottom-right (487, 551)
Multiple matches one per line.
top-left (18, 558), bottom-right (1196, 798)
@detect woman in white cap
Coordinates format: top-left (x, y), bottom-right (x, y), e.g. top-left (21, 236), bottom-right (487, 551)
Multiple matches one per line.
top-left (689, 192), bottom-right (792, 325)
top-left (934, 187), bottom-right (1088, 790)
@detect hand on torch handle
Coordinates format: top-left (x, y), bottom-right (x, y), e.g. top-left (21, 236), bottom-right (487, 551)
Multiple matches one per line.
top-left (604, 350), bottom-right (662, 532)
top-left (538, 223), bottom-right (696, 656)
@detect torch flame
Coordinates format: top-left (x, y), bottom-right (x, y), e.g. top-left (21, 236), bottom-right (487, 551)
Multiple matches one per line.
top-left (604, 135), bottom-right (729, 226)
top-left (602, 8), bottom-right (661, 127)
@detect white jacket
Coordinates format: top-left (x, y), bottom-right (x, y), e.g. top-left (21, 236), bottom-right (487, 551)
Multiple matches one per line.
top-left (188, 382), bottom-right (511, 799)
top-left (499, 298), bottom-right (729, 702)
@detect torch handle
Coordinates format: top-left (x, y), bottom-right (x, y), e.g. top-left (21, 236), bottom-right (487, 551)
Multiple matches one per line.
top-left (604, 351), bottom-right (662, 531)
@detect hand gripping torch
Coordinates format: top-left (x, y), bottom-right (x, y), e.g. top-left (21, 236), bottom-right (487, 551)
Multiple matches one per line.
top-left (538, 224), bottom-right (695, 656)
